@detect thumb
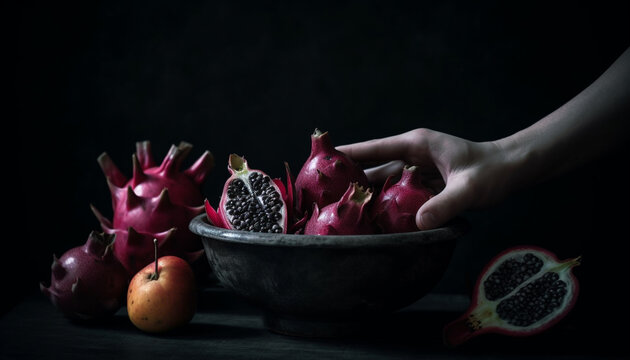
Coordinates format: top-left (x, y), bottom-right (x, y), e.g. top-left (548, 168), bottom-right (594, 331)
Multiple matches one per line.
top-left (416, 177), bottom-right (473, 230)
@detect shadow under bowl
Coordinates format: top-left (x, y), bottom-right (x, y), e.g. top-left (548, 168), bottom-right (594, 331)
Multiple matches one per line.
top-left (189, 214), bottom-right (469, 337)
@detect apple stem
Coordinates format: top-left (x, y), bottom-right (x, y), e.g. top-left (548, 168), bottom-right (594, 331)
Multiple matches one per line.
top-left (149, 238), bottom-right (159, 281)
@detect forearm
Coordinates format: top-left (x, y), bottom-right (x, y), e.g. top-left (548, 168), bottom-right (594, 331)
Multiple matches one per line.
top-left (494, 47), bottom-right (630, 192)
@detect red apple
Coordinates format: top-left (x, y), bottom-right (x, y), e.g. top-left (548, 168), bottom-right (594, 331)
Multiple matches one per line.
top-left (127, 240), bottom-right (197, 333)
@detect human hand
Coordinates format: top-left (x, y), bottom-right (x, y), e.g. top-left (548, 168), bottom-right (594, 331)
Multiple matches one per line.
top-left (338, 48), bottom-right (630, 230)
top-left (337, 128), bottom-right (515, 230)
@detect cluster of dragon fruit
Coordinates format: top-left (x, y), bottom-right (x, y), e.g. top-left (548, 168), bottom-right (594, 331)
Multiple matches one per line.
top-left (40, 129), bottom-right (434, 320)
top-left (206, 128), bottom-right (434, 236)
top-left (41, 141), bottom-right (214, 320)
top-left (40, 130), bottom-right (581, 344)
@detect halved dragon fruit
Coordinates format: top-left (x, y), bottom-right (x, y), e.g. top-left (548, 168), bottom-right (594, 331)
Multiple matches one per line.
top-left (205, 154), bottom-right (296, 233)
top-left (443, 246), bottom-right (581, 346)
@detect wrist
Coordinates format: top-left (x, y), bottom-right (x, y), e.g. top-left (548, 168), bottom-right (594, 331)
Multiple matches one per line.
top-left (490, 133), bottom-right (541, 196)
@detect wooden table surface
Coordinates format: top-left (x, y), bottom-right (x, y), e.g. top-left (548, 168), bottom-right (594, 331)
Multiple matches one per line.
top-left (1, 285), bottom-right (626, 359)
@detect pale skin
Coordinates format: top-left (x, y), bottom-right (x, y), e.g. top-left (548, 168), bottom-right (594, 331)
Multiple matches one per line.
top-left (338, 47), bottom-right (630, 230)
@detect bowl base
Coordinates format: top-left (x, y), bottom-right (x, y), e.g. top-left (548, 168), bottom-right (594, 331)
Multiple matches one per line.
top-left (263, 312), bottom-right (379, 338)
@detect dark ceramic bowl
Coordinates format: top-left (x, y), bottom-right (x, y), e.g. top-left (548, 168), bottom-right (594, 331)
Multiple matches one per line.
top-left (189, 214), bottom-right (469, 337)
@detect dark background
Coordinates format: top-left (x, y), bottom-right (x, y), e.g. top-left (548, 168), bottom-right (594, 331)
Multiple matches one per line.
top-left (12, 0), bottom-right (630, 345)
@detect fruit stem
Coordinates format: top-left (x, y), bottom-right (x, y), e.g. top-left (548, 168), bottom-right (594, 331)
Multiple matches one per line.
top-left (228, 154), bottom-right (247, 174)
top-left (551, 255), bottom-right (582, 272)
top-left (310, 129), bottom-right (333, 155)
top-left (149, 238), bottom-right (159, 281)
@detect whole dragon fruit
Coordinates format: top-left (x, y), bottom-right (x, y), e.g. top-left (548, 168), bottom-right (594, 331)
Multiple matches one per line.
top-left (91, 141), bottom-right (213, 276)
top-left (372, 165), bottom-right (434, 233)
top-left (303, 182), bottom-right (375, 235)
top-left (205, 154), bottom-right (296, 233)
top-left (295, 129), bottom-right (369, 215)
top-left (40, 231), bottom-right (129, 320)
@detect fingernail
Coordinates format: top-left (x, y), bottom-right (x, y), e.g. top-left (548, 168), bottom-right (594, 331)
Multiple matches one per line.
top-left (419, 212), bottom-right (436, 230)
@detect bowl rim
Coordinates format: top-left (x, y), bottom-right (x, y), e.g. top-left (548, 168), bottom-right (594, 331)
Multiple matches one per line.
top-left (189, 214), bottom-right (469, 248)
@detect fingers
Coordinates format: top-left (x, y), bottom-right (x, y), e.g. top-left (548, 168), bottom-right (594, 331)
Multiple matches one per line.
top-left (415, 175), bottom-right (474, 230)
top-left (336, 131), bottom-right (417, 164)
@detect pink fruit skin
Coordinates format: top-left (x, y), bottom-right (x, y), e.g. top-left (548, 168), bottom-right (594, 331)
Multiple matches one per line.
top-left (91, 141), bottom-right (212, 276)
top-left (373, 166), bottom-right (433, 233)
top-left (100, 141), bottom-right (213, 207)
top-left (108, 227), bottom-right (174, 277)
top-left (108, 188), bottom-right (204, 251)
top-left (443, 245), bottom-right (581, 346)
top-left (40, 232), bottom-right (129, 320)
top-left (104, 227), bottom-right (203, 278)
top-left (303, 182), bottom-right (375, 235)
top-left (295, 129), bottom-right (369, 214)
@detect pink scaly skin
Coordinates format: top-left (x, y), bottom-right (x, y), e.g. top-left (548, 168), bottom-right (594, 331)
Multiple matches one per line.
top-left (91, 141), bottom-right (212, 275)
top-left (295, 129), bottom-right (369, 214)
top-left (100, 188), bottom-right (203, 250)
top-left (97, 141), bottom-right (214, 207)
top-left (106, 227), bottom-right (202, 278)
top-left (40, 232), bottom-right (129, 320)
top-left (372, 165), bottom-right (434, 233)
top-left (303, 182), bottom-right (375, 235)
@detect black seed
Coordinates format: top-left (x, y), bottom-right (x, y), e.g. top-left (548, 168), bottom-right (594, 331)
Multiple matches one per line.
top-left (225, 174), bottom-right (285, 234)
top-left (484, 253), bottom-right (544, 301)
top-left (496, 271), bottom-right (569, 327)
